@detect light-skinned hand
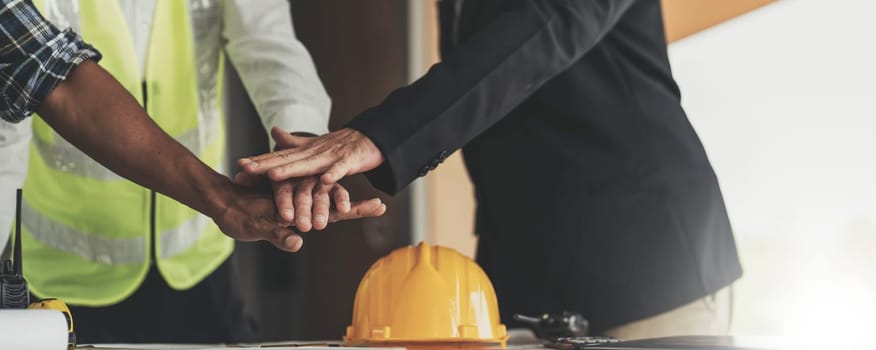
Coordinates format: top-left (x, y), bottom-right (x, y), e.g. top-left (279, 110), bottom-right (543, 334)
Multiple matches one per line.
top-left (237, 127), bottom-right (384, 185)
top-left (235, 127), bottom-right (385, 231)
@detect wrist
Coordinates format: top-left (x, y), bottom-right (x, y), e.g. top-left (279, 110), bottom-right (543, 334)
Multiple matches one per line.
top-left (350, 128), bottom-right (385, 168)
top-left (203, 176), bottom-right (237, 220)
top-left (182, 160), bottom-right (237, 219)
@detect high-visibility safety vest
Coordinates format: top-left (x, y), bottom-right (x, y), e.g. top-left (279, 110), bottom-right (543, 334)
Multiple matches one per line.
top-left (22, 0), bottom-right (233, 306)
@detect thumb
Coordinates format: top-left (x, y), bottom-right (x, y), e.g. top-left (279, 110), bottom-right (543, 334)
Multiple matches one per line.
top-left (271, 228), bottom-right (303, 253)
top-left (271, 126), bottom-right (310, 149)
top-left (233, 171), bottom-right (264, 187)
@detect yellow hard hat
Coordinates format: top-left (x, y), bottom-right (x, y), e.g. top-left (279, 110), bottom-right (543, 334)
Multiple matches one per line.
top-left (344, 242), bottom-right (508, 347)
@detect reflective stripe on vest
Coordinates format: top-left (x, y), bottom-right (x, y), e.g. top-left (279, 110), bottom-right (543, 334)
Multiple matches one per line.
top-left (22, 199), bottom-right (213, 264)
top-left (31, 115), bottom-right (223, 180)
top-left (23, 0), bottom-right (233, 306)
top-left (21, 200), bottom-right (146, 265)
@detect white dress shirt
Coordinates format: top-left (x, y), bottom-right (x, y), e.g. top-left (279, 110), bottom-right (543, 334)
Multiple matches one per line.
top-left (0, 119), bottom-right (30, 249)
top-left (0, 0), bottom-right (331, 245)
top-left (116, 0), bottom-right (331, 136)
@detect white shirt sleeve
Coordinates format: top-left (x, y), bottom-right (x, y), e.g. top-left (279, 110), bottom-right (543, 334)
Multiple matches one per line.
top-left (223, 0), bottom-right (331, 145)
top-left (0, 119), bottom-right (31, 252)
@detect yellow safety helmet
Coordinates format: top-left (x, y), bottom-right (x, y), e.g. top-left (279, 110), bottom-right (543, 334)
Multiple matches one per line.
top-left (344, 242), bottom-right (508, 347)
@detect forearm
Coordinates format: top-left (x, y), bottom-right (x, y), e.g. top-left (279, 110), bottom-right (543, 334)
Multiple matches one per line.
top-left (223, 0), bottom-right (331, 139)
top-left (347, 0), bottom-right (637, 193)
top-left (35, 60), bottom-right (233, 218)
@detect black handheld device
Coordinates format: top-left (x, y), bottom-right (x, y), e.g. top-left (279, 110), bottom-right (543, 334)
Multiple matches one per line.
top-left (0, 189), bottom-right (29, 308)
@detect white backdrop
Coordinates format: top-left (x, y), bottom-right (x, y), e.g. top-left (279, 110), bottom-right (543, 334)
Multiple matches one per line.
top-left (669, 0), bottom-right (876, 338)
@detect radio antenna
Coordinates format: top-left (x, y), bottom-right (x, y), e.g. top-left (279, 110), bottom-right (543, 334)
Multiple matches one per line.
top-left (13, 189), bottom-right (22, 274)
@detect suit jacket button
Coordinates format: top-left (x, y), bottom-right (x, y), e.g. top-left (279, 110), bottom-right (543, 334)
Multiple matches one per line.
top-left (418, 168), bottom-right (429, 177)
top-left (438, 150), bottom-right (449, 162)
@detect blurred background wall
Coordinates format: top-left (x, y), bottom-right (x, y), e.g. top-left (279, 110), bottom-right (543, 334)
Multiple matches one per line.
top-left (225, 0), bottom-right (876, 342)
top-left (226, 0), bottom-right (413, 341)
top-left (668, 0), bottom-right (876, 337)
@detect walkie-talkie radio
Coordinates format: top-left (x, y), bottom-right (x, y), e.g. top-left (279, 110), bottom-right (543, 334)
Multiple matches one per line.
top-left (0, 189), bottom-right (76, 345)
top-left (0, 189), bottom-right (29, 308)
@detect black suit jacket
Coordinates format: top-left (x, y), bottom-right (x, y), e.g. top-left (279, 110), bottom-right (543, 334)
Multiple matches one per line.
top-left (347, 0), bottom-right (742, 332)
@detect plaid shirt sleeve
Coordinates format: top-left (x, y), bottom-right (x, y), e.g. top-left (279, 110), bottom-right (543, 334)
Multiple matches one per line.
top-left (0, 0), bottom-right (101, 123)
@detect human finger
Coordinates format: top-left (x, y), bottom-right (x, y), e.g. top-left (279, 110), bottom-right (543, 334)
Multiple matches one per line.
top-left (312, 184), bottom-right (332, 230)
top-left (272, 180), bottom-right (296, 223)
top-left (271, 227), bottom-right (303, 253)
top-left (238, 148), bottom-right (313, 174)
top-left (332, 184), bottom-right (351, 214)
top-left (266, 155), bottom-right (334, 182)
top-left (293, 177), bottom-right (317, 232)
top-left (328, 198), bottom-right (386, 223)
top-left (321, 159), bottom-right (353, 185)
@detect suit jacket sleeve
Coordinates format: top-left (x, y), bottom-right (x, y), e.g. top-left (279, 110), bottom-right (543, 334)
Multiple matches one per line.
top-left (347, 0), bottom-right (639, 194)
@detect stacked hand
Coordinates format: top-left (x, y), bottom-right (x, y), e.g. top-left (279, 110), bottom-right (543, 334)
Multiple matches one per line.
top-left (238, 127), bottom-right (383, 186)
top-left (211, 182), bottom-right (385, 253)
top-left (35, 59), bottom-right (381, 254)
top-left (227, 127), bottom-right (386, 251)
